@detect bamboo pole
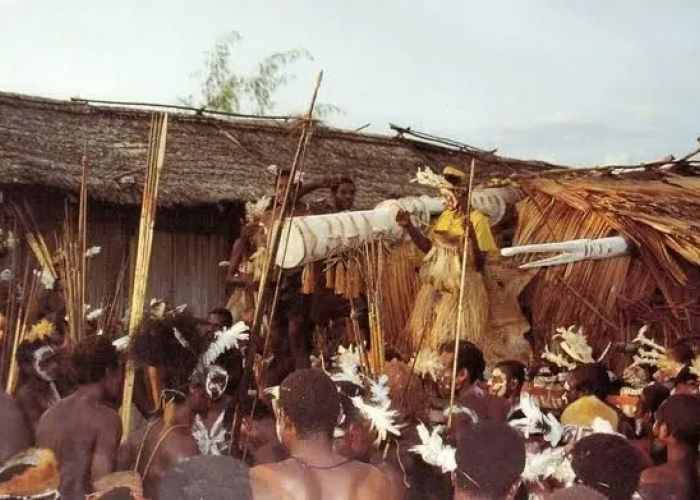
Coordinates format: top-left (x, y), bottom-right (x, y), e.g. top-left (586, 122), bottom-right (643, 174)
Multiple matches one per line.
top-left (232, 72), bottom-right (324, 455)
top-left (79, 145), bottom-right (89, 340)
top-left (119, 114), bottom-right (168, 441)
top-left (447, 159), bottom-right (476, 429)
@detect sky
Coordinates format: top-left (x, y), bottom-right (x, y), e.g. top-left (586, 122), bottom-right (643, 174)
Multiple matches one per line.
top-left (1, 0), bottom-right (699, 166)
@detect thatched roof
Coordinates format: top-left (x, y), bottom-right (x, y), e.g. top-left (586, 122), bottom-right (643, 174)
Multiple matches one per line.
top-left (513, 170), bottom-right (700, 350)
top-left (0, 92), bottom-right (558, 209)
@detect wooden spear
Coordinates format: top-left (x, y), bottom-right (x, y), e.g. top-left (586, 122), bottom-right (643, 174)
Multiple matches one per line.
top-left (447, 159), bottom-right (476, 429)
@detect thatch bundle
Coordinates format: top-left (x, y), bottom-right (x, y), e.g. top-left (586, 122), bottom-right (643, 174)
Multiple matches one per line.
top-left (514, 174), bottom-right (700, 353)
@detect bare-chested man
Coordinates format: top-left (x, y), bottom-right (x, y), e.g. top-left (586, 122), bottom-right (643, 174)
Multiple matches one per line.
top-left (125, 313), bottom-right (215, 499)
top-left (36, 335), bottom-right (124, 500)
top-left (639, 394), bottom-right (700, 500)
top-left (14, 339), bottom-right (62, 432)
top-left (251, 369), bottom-right (396, 500)
top-left (0, 391), bottom-right (33, 462)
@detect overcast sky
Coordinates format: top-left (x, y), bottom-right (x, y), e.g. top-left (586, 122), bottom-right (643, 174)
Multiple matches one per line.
top-left (1, 0), bottom-right (698, 166)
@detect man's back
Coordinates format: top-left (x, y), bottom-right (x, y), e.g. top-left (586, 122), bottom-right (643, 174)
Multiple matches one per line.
top-left (252, 458), bottom-right (394, 500)
top-left (0, 391), bottom-right (32, 462)
top-left (36, 394), bottom-right (120, 500)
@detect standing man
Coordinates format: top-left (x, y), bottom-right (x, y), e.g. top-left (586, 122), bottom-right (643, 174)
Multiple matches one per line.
top-left (251, 369), bottom-right (395, 499)
top-left (14, 339), bottom-right (62, 432)
top-left (36, 335), bottom-right (124, 500)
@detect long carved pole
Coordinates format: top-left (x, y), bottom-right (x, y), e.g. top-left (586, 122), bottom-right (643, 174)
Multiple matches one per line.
top-left (447, 159), bottom-right (476, 429)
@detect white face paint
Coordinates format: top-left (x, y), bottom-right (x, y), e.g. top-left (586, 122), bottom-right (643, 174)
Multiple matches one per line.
top-left (487, 368), bottom-right (507, 397)
top-left (32, 346), bottom-right (56, 382)
top-left (204, 365), bottom-right (229, 401)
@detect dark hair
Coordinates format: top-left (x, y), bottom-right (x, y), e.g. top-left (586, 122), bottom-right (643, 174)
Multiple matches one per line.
top-left (72, 335), bottom-right (120, 385)
top-left (494, 360), bottom-right (527, 385)
top-left (132, 313), bottom-right (208, 391)
top-left (656, 394), bottom-right (700, 449)
top-left (330, 176), bottom-right (355, 194)
top-left (441, 341), bottom-right (485, 383)
top-left (279, 369), bottom-right (341, 439)
top-left (158, 456), bottom-right (251, 500)
top-left (570, 363), bottom-right (612, 400)
top-left (455, 421), bottom-right (525, 498)
top-left (639, 383), bottom-right (670, 415)
top-left (209, 308), bottom-right (233, 329)
top-left (571, 433), bottom-right (641, 500)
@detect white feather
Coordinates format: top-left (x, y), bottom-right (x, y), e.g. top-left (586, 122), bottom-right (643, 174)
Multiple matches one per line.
top-left (112, 335), bottom-right (130, 352)
top-left (245, 195), bottom-right (272, 221)
top-left (442, 406), bottom-right (479, 424)
top-left (411, 349), bottom-right (442, 381)
top-left (368, 374), bottom-right (391, 405)
top-left (264, 386), bottom-right (280, 400)
top-left (218, 261), bottom-right (230, 267)
top-left (34, 267), bottom-right (56, 290)
top-left (351, 396), bottom-right (403, 444)
top-left (86, 308), bottom-right (103, 321)
top-left (410, 423), bottom-right (457, 473)
top-left (510, 392), bottom-right (563, 446)
top-left (410, 167), bottom-right (452, 189)
top-left (330, 345), bottom-right (364, 387)
top-left (200, 322), bottom-right (250, 368)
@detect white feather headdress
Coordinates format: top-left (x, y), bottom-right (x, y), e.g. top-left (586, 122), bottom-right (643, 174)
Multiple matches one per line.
top-left (330, 345), bottom-right (364, 387)
top-left (410, 423), bottom-right (457, 473)
top-left (410, 167), bottom-right (452, 190)
top-left (411, 349), bottom-right (441, 382)
top-left (510, 392), bottom-right (563, 446)
top-left (199, 322), bottom-right (250, 368)
top-left (351, 396), bottom-right (403, 445)
top-left (628, 325), bottom-right (667, 369)
top-left (542, 325), bottom-right (604, 370)
top-left (245, 195), bottom-right (272, 221)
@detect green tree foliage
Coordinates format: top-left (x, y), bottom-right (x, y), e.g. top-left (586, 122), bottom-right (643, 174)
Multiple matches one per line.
top-left (182, 31), bottom-right (342, 119)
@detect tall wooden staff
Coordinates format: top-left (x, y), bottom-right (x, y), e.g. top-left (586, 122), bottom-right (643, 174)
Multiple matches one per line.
top-left (119, 114), bottom-right (168, 440)
top-left (447, 159), bottom-right (476, 429)
top-left (230, 72), bottom-right (324, 450)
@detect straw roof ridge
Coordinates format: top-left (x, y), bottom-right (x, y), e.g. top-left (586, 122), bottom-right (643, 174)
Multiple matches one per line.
top-left (0, 91), bottom-right (557, 209)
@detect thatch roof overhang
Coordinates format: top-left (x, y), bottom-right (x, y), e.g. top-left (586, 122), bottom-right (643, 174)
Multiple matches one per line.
top-left (0, 92), bottom-right (558, 209)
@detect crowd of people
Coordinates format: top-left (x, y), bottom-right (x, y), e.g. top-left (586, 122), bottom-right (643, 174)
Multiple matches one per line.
top-left (1, 167), bottom-right (699, 500)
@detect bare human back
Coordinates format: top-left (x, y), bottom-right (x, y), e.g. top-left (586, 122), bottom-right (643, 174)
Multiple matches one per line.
top-left (251, 455), bottom-right (395, 500)
top-left (0, 391), bottom-right (32, 462)
top-left (35, 335), bottom-right (124, 500)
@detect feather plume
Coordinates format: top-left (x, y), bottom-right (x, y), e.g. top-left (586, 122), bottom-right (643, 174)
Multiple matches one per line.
top-left (199, 322), bottom-right (250, 368)
top-left (264, 386), bottom-right (280, 400)
top-left (112, 335), bottom-right (130, 352)
top-left (554, 325), bottom-right (594, 364)
top-left (25, 319), bottom-right (55, 343)
top-left (632, 325), bottom-right (666, 353)
top-left (34, 267), bottom-right (55, 290)
top-left (351, 396), bottom-right (403, 444)
top-left (510, 392), bottom-right (563, 446)
top-left (521, 447), bottom-right (574, 487)
top-left (245, 195), bottom-right (272, 221)
top-left (368, 374), bottom-right (391, 405)
top-left (410, 423), bottom-right (457, 473)
top-left (330, 345), bottom-right (364, 387)
top-left (410, 167), bottom-right (452, 189)
top-left (411, 349), bottom-right (441, 381)
top-left (541, 345), bottom-right (577, 371)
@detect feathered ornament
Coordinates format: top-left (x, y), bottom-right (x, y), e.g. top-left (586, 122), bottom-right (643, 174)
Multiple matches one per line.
top-left (410, 423), bottom-right (457, 473)
top-left (199, 322), bottom-right (250, 368)
top-left (541, 344), bottom-right (577, 371)
top-left (26, 319), bottom-right (55, 343)
top-left (410, 167), bottom-right (452, 190)
top-left (192, 411), bottom-right (228, 455)
top-left (411, 349), bottom-right (441, 382)
top-left (245, 195), bottom-right (272, 222)
top-left (330, 345), bottom-right (364, 387)
top-left (521, 447), bottom-right (575, 487)
top-left (85, 246), bottom-right (101, 258)
top-left (554, 326), bottom-right (594, 364)
top-left (351, 396), bottom-right (403, 445)
top-left (510, 392), bottom-right (563, 446)
top-left (368, 374), bottom-right (390, 405)
top-left (264, 386), bottom-right (280, 400)
top-left (112, 335), bottom-right (130, 352)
